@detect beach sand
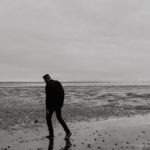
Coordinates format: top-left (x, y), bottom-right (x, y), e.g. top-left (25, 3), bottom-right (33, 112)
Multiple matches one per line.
top-left (1, 114), bottom-right (150, 150)
top-left (1, 85), bottom-right (150, 149)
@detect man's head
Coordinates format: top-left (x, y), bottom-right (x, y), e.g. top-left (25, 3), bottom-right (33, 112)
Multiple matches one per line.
top-left (43, 74), bottom-right (51, 83)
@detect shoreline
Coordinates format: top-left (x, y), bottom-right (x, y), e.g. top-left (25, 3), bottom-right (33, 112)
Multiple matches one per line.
top-left (1, 103), bottom-right (150, 130)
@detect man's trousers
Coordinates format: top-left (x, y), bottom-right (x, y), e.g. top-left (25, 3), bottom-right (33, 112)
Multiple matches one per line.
top-left (46, 106), bottom-right (70, 137)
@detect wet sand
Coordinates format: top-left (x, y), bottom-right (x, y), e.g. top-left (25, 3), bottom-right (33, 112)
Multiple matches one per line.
top-left (1, 114), bottom-right (150, 149)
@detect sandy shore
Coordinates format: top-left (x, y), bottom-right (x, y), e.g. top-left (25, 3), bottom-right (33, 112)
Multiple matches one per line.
top-left (1, 114), bottom-right (150, 150)
top-left (1, 86), bottom-right (150, 149)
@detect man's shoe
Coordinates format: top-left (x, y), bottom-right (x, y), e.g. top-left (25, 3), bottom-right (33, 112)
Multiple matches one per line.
top-left (64, 132), bottom-right (72, 140)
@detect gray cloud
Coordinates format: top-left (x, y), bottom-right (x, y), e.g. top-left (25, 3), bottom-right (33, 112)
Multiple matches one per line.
top-left (0, 0), bottom-right (150, 81)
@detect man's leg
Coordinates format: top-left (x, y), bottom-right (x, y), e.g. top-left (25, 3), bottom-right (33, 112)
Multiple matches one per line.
top-left (46, 109), bottom-right (54, 137)
top-left (55, 107), bottom-right (71, 136)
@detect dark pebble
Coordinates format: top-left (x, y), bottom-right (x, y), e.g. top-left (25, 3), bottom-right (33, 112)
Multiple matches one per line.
top-left (34, 120), bottom-right (38, 123)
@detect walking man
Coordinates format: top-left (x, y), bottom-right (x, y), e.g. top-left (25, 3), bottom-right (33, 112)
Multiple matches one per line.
top-left (43, 74), bottom-right (71, 140)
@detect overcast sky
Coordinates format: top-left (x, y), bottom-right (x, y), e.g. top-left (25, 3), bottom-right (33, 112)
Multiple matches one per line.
top-left (0, 0), bottom-right (150, 81)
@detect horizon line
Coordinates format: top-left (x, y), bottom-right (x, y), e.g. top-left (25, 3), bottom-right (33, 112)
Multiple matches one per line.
top-left (1, 80), bottom-right (150, 83)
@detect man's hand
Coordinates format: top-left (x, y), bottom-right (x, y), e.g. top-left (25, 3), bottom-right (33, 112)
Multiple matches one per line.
top-left (46, 109), bottom-right (50, 114)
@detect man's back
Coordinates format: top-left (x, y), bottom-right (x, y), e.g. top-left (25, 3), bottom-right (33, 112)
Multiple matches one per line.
top-left (45, 80), bottom-right (64, 109)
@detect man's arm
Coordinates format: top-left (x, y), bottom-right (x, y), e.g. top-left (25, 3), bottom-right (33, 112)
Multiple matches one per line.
top-left (57, 81), bottom-right (65, 106)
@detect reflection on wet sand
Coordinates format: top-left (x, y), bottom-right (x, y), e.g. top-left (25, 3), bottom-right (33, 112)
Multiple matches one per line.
top-left (48, 138), bottom-right (54, 150)
top-left (48, 138), bottom-right (72, 150)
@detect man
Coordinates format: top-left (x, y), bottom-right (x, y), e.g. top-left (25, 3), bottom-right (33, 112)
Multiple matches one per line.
top-left (43, 74), bottom-right (71, 140)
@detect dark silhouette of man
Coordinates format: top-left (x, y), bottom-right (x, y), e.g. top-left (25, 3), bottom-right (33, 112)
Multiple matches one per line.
top-left (43, 74), bottom-right (71, 140)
